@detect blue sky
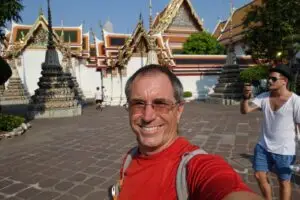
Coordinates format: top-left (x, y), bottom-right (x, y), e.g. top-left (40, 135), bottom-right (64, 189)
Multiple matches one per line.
top-left (18, 0), bottom-right (250, 38)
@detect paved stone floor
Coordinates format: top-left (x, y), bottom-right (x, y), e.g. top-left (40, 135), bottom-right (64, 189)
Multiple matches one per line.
top-left (0, 102), bottom-right (299, 200)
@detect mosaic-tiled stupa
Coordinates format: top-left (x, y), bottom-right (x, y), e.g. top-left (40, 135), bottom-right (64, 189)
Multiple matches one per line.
top-left (0, 85), bottom-right (4, 96)
top-left (207, 47), bottom-right (244, 105)
top-left (28, 0), bottom-right (81, 119)
top-left (0, 59), bottom-right (30, 105)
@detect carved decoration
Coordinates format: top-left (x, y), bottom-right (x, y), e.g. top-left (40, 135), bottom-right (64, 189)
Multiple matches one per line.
top-left (29, 27), bottom-right (48, 48)
top-left (170, 2), bottom-right (198, 29)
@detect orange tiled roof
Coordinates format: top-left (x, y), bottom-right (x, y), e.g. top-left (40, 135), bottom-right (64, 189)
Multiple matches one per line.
top-left (218, 0), bottom-right (262, 45)
top-left (212, 20), bottom-right (227, 39)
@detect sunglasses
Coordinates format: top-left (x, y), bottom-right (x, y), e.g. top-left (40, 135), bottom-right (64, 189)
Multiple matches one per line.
top-left (268, 76), bottom-right (281, 82)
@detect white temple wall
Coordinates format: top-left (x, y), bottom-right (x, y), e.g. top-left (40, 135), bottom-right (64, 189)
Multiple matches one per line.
top-left (19, 49), bottom-right (63, 95)
top-left (73, 60), bottom-right (101, 99)
top-left (103, 56), bottom-right (147, 106)
top-left (178, 75), bottom-right (219, 100)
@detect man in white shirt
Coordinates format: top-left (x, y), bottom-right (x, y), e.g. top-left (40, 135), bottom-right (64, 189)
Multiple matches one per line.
top-left (95, 87), bottom-right (103, 111)
top-left (240, 64), bottom-right (300, 200)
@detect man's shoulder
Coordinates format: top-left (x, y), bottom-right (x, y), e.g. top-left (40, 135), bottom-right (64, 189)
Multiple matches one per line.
top-left (252, 91), bottom-right (269, 106)
top-left (188, 153), bottom-right (228, 168)
top-left (291, 93), bottom-right (300, 101)
top-left (255, 91), bottom-right (270, 99)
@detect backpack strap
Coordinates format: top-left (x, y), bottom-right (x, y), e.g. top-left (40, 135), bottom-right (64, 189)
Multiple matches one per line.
top-left (110, 146), bottom-right (139, 200)
top-left (122, 146), bottom-right (139, 179)
top-left (176, 149), bottom-right (207, 200)
top-left (111, 147), bottom-right (207, 200)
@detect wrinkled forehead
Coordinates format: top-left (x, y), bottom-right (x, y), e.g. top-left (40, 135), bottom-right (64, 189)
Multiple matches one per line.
top-left (131, 72), bottom-right (174, 97)
top-left (133, 71), bottom-right (172, 86)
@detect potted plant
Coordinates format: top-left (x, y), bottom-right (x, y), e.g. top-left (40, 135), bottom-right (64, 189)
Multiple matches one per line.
top-left (183, 91), bottom-right (193, 102)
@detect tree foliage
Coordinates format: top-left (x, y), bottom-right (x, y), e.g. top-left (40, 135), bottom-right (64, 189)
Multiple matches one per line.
top-left (0, 0), bottom-right (24, 40)
top-left (183, 32), bottom-right (225, 55)
top-left (0, 0), bottom-right (23, 85)
top-left (243, 0), bottom-right (300, 62)
top-left (240, 64), bottom-right (269, 83)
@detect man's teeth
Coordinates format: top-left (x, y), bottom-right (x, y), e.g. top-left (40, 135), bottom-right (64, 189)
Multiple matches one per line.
top-left (142, 126), bottom-right (159, 131)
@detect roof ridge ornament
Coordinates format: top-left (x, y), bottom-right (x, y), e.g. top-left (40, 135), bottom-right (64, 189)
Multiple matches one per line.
top-left (226, 0), bottom-right (237, 65)
top-left (39, 6), bottom-right (44, 16)
top-left (146, 0), bottom-right (158, 66)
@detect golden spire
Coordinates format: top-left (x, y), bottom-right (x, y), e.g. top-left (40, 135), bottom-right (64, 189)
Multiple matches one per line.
top-left (149, 0), bottom-right (153, 33)
top-left (229, 0), bottom-right (234, 46)
top-left (60, 20), bottom-right (64, 43)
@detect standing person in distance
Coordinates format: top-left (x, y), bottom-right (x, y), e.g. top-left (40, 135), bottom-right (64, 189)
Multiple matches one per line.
top-left (95, 86), bottom-right (103, 111)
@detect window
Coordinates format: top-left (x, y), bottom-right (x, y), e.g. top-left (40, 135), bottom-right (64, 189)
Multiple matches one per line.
top-left (55, 30), bottom-right (78, 42)
top-left (90, 47), bottom-right (96, 56)
top-left (82, 37), bottom-right (88, 50)
top-left (110, 37), bottom-right (126, 46)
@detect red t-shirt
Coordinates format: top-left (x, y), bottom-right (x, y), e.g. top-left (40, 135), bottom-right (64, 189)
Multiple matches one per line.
top-left (118, 137), bottom-right (252, 200)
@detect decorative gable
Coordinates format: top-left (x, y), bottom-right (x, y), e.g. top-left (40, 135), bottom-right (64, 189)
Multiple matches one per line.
top-left (133, 36), bottom-right (149, 54)
top-left (152, 0), bottom-right (203, 34)
top-left (28, 25), bottom-right (48, 48)
top-left (168, 1), bottom-right (201, 32)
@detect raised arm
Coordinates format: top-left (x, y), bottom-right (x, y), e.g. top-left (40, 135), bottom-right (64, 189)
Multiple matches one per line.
top-left (223, 191), bottom-right (264, 200)
top-left (240, 85), bottom-right (260, 114)
top-left (187, 155), bottom-right (264, 200)
top-left (240, 99), bottom-right (260, 114)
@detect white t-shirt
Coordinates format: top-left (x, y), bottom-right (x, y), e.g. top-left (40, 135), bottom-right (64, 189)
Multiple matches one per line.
top-left (252, 92), bottom-right (300, 155)
top-left (95, 90), bottom-right (102, 100)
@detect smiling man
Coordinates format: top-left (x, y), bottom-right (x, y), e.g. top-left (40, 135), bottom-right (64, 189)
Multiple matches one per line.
top-left (241, 64), bottom-right (300, 200)
top-left (112, 64), bottom-right (263, 200)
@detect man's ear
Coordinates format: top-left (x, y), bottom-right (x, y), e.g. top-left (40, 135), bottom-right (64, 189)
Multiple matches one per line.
top-left (177, 103), bottom-right (184, 123)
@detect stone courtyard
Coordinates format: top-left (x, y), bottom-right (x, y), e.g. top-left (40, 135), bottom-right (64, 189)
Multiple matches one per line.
top-left (0, 102), bottom-right (299, 200)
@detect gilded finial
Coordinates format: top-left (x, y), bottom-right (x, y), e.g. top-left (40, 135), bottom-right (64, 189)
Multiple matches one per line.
top-left (39, 6), bottom-right (43, 16)
top-left (99, 20), bottom-right (103, 30)
top-left (149, 0), bottom-right (153, 33)
top-left (60, 20), bottom-right (64, 42)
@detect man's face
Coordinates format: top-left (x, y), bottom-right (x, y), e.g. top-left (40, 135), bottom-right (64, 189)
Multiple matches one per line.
top-left (268, 72), bottom-right (287, 90)
top-left (128, 73), bottom-right (184, 153)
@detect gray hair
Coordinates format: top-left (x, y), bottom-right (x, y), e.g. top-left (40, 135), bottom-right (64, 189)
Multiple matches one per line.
top-left (125, 64), bottom-right (184, 102)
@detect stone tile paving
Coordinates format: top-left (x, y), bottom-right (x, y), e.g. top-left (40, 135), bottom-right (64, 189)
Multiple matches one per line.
top-left (0, 102), bottom-right (299, 199)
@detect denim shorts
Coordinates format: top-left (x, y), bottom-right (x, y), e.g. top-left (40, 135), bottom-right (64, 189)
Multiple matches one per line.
top-left (253, 144), bottom-right (296, 181)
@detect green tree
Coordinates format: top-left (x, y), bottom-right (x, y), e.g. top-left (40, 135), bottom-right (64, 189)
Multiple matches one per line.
top-left (0, 0), bottom-right (24, 40)
top-left (0, 0), bottom-right (23, 84)
top-left (183, 32), bottom-right (225, 55)
top-left (243, 0), bottom-right (300, 62)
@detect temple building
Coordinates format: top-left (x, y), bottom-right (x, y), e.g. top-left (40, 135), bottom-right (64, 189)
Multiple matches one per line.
top-left (1, 0), bottom-right (255, 106)
top-left (213, 0), bottom-right (300, 61)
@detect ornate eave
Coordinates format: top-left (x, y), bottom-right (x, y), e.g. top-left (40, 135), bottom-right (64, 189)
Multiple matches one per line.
top-left (152, 0), bottom-right (204, 34)
top-left (112, 21), bottom-right (175, 68)
top-left (6, 14), bottom-right (64, 57)
top-left (212, 20), bottom-right (227, 39)
top-left (113, 22), bottom-right (150, 67)
top-left (217, 0), bottom-right (263, 45)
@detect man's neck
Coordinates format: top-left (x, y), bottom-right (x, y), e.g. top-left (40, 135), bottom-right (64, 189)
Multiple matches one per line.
top-left (270, 87), bottom-right (291, 97)
top-left (139, 136), bottom-right (178, 157)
